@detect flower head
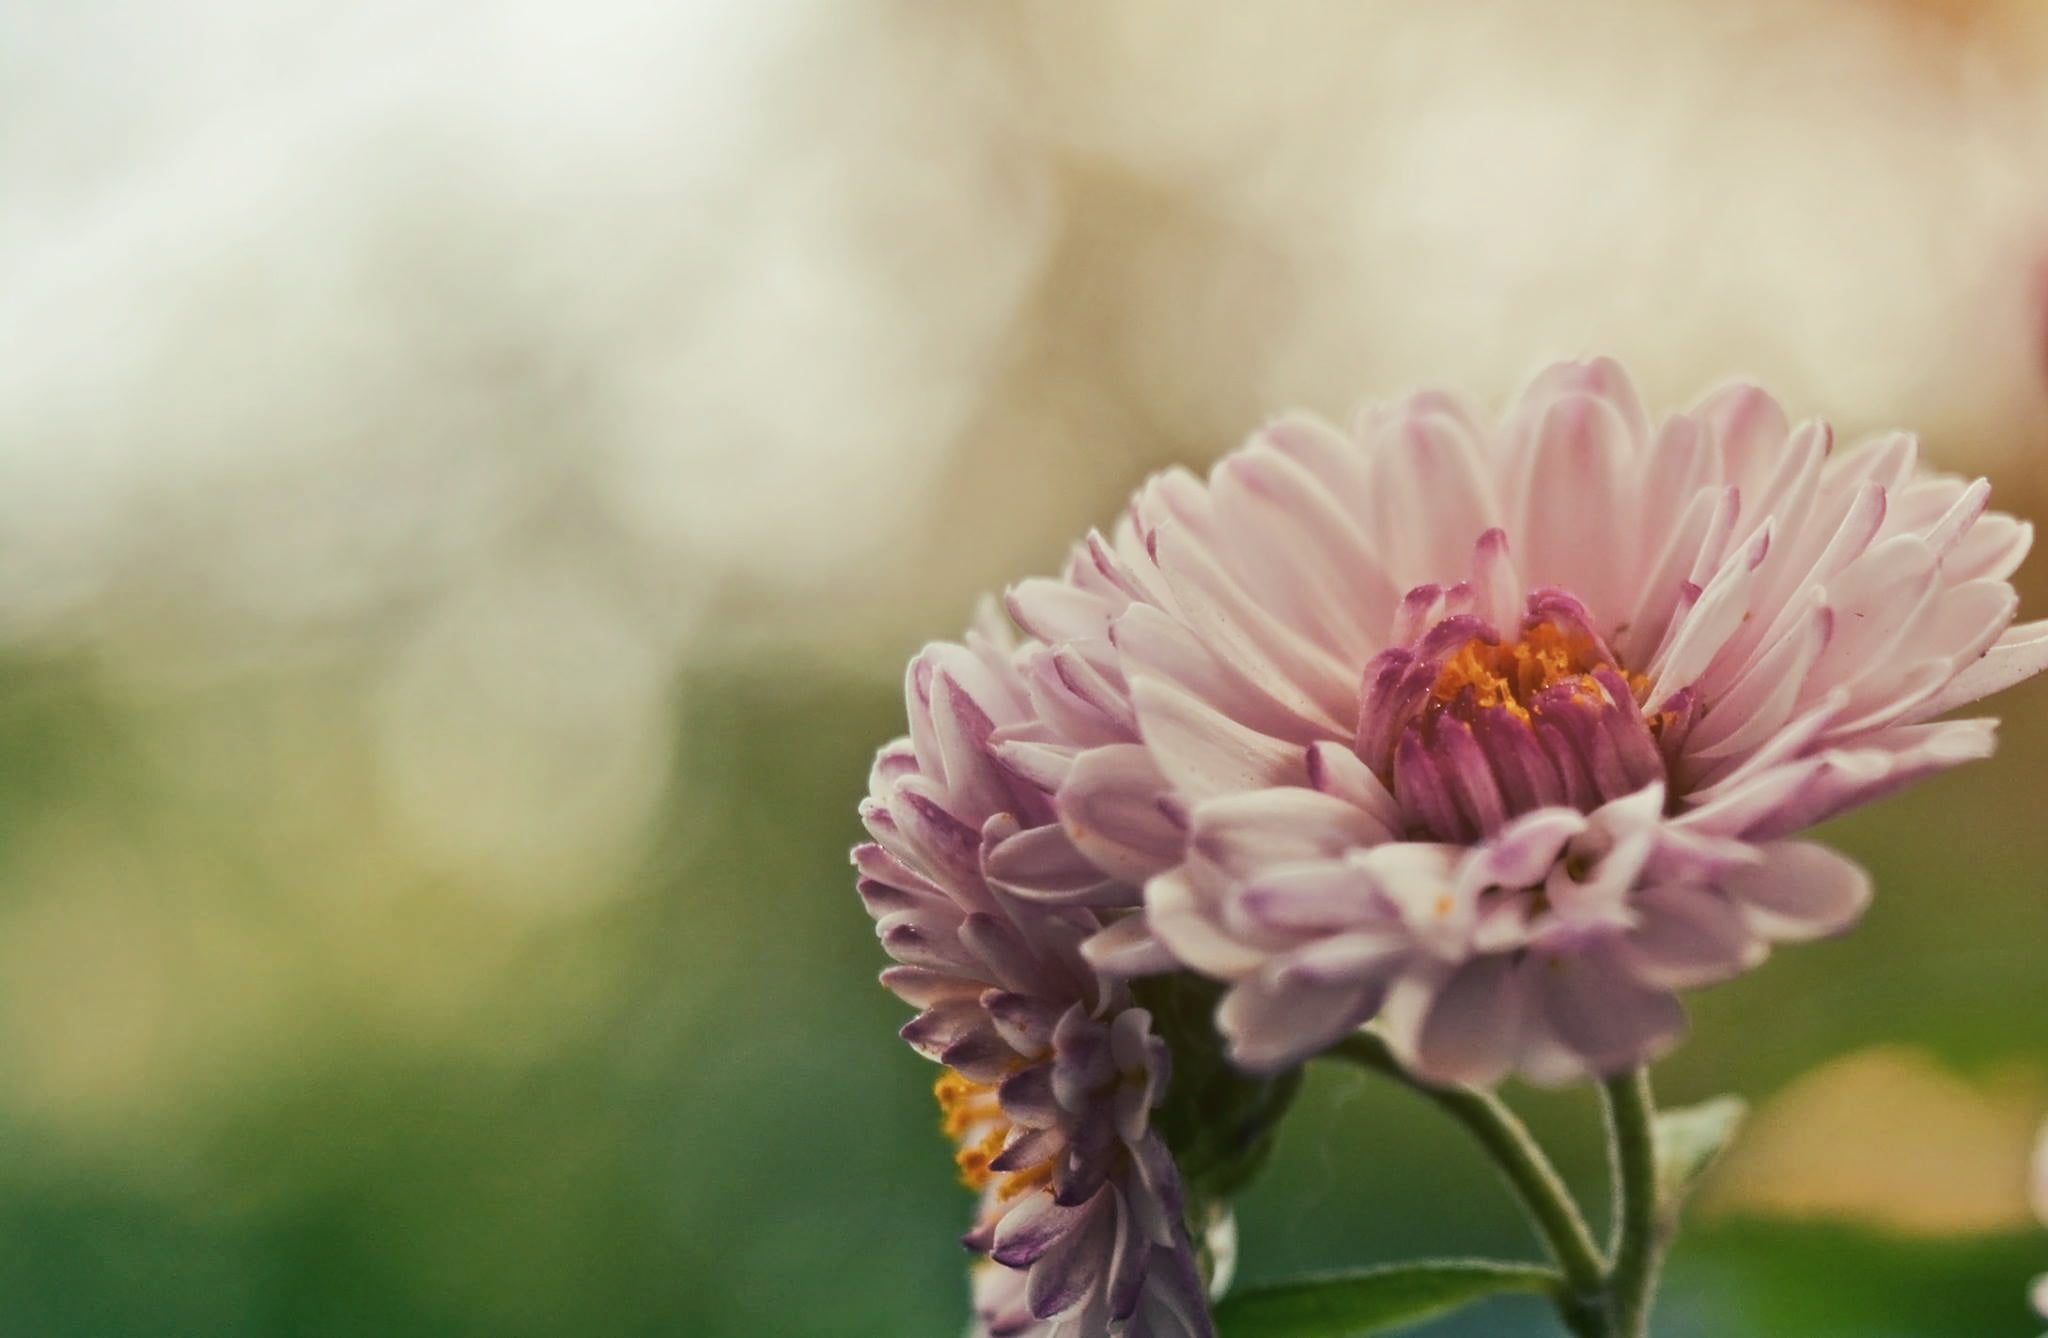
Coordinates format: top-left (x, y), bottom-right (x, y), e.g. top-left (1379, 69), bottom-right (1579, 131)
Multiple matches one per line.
top-left (856, 612), bottom-right (1212, 1337)
top-left (998, 359), bottom-right (2046, 1084)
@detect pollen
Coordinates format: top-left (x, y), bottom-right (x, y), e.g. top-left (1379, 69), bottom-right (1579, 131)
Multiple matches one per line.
top-left (954, 1126), bottom-right (1006, 1189)
top-left (933, 1068), bottom-right (1054, 1200)
top-left (996, 1158), bottom-right (1054, 1201)
top-left (935, 1071), bottom-right (1001, 1139)
top-left (1429, 619), bottom-right (1650, 724)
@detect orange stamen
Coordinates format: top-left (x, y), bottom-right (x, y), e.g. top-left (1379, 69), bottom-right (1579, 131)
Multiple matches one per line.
top-left (932, 1067), bottom-right (1055, 1201)
top-left (1428, 619), bottom-right (1652, 724)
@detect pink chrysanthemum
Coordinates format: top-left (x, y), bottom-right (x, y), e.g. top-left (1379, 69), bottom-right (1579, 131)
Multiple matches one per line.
top-left (855, 617), bottom-right (1212, 1338)
top-left (996, 359), bottom-right (2047, 1085)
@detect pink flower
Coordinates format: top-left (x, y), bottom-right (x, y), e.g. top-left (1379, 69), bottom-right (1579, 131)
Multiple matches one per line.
top-left (998, 359), bottom-right (2046, 1085)
top-left (855, 613), bottom-right (1212, 1337)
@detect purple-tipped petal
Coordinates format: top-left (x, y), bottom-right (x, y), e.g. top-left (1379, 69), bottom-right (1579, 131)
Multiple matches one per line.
top-left (1228, 863), bottom-right (1376, 935)
top-left (1054, 1105), bottom-right (1118, 1206)
top-left (985, 820), bottom-right (1130, 907)
top-left (900, 1001), bottom-right (987, 1059)
top-left (1307, 739), bottom-right (1404, 828)
top-left (1101, 1195), bottom-right (1145, 1322)
top-left (1055, 743), bottom-right (1186, 885)
top-left (990, 1124), bottom-right (1061, 1175)
top-left (878, 965), bottom-right (980, 1009)
top-left (1049, 1024), bottom-right (1116, 1114)
top-left (940, 1028), bottom-right (1017, 1083)
top-left (996, 1063), bottom-right (1060, 1128)
top-left (1530, 942), bottom-right (1687, 1079)
top-left (983, 990), bottom-right (1063, 1059)
top-left (991, 1192), bottom-right (1085, 1268)
top-left (1081, 911), bottom-right (1180, 977)
top-left (1462, 807), bottom-right (1585, 891)
top-left (957, 913), bottom-right (1049, 998)
top-left (1025, 1190), bottom-right (1115, 1319)
top-left (878, 912), bottom-right (981, 977)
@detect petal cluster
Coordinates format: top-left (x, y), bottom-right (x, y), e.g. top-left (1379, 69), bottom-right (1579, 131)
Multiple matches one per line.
top-left (994, 359), bottom-right (2046, 1084)
top-left (856, 612), bottom-right (1211, 1338)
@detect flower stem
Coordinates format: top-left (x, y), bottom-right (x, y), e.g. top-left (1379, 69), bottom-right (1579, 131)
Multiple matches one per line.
top-left (1600, 1068), bottom-right (1660, 1338)
top-left (1325, 1034), bottom-right (1607, 1331)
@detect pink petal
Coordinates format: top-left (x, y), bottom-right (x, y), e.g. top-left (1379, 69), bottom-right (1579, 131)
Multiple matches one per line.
top-left (1114, 602), bottom-right (1340, 742)
top-left (1216, 963), bottom-right (1382, 1072)
top-left (1145, 521), bottom-right (1357, 724)
top-left (1056, 743), bottom-right (1184, 885)
top-left (1144, 868), bottom-right (1271, 977)
top-left (1691, 382), bottom-right (1791, 495)
top-left (1913, 618), bottom-right (2048, 719)
top-left (1404, 954), bottom-right (1526, 1088)
top-left (1922, 476), bottom-right (1991, 559)
top-left (1616, 884), bottom-right (1765, 990)
top-left (991, 1192), bottom-right (1085, 1268)
top-left (1719, 841), bottom-right (1871, 942)
top-left (1944, 512), bottom-right (2032, 583)
top-left (1130, 675), bottom-right (1311, 802)
top-left (991, 735), bottom-right (1078, 794)
top-left (1739, 718), bottom-right (1995, 840)
top-left (1228, 862), bottom-right (1376, 935)
top-left (1616, 484), bottom-right (1740, 666)
top-left (1190, 787), bottom-right (1389, 879)
top-left (1460, 808), bottom-right (1586, 892)
top-left (1804, 535), bottom-right (1940, 709)
top-left (985, 821), bottom-right (1129, 907)
top-left (1080, 912), bottom-right (1179, 978)
top-left (1649, 524), bottom-right (1768, 703)
top-left (1685, 595), bottom-right (1832, 760)
top-left (1273, 928), bottom-right (1412, 983)
top-left (1369, 404), bottom-right (1501, 586)
top-left (1827, 428), bottom-right (1917, 495)
top-left (1531, 942), bottom-right (1687, 1078)
top-left (878, 965), bottom-right (982, 1008)
top-left (1510, 392), bottom-right (1637, 623)
top-left (1007, 576), bottom-right (1112, 644)
top-left (1209, 438), bottom-right (1396, 661)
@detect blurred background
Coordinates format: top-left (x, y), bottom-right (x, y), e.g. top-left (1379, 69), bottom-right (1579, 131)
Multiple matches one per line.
top-left (0, 1), bottom-right (2046, 1334)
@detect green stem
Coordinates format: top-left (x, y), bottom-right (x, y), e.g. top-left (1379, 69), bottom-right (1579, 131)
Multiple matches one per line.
top-left (1601, 1069), bottom-right (1660, 1338)
top-left (1326, 1033), bottom-right (1608, 1332)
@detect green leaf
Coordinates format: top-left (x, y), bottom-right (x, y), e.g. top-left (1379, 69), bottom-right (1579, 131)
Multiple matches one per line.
top-left (1652, 1094), bottom-right (1746, 1223)
top-left (1212, 1259), bottom-right (1559, 1338)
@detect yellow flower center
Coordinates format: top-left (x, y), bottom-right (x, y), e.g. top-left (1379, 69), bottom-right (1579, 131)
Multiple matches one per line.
top-left (934, 1070), bottom-right (1054, 1202)
top-left (1428, 619), bottom-right (1640, 722)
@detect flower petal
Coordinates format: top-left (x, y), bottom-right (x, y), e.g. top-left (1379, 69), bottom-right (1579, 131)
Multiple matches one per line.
top-left (1719, 841), bottom-right (1872, 942)
top-left (1402, 955), bottom-right (1527, 1088)
top-left (1216, 964), bottom-right (1382, 1072)
top-left (1130, 674), bottom-right (1311, 801)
